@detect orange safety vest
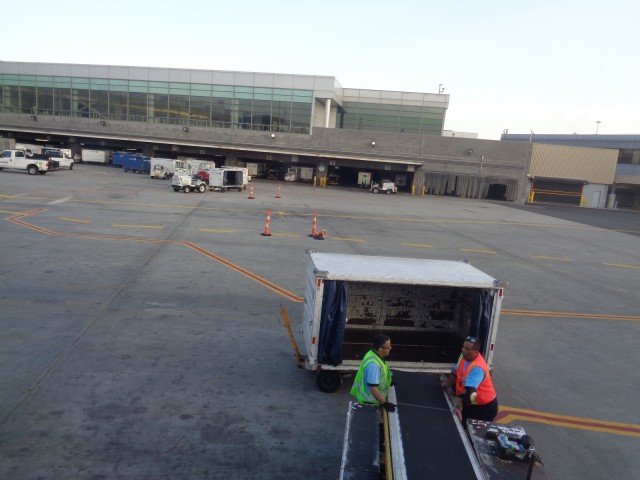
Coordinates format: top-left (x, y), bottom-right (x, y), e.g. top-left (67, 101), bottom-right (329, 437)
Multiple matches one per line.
top-left (455, 352), bottom-right (496, 405)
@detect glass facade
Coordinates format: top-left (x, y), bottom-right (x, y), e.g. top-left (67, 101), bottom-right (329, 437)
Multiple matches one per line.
top-left (337, 101), bottom-right (445, 135)
top-left (0, 74), bottom-right (313, 134)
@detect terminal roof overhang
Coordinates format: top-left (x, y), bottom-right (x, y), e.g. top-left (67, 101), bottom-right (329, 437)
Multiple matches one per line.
top-left (6, 126), bottom-right (424, 167)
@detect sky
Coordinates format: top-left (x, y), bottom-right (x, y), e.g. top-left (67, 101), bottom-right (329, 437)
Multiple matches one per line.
top-left (5, 0), bottom-right (640, 140)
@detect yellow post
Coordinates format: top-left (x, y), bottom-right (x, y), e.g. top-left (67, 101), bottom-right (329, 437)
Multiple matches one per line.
top-left (411, 184), bottom-right (415, 196)
top-left (421, 185), bottom-right (426, 196)
top-left (528, 191), bottom-right (535, 203)
top-left (383, 408), bottom-right (393, 479)
top-left (313, 175), bottom-right (317, 187)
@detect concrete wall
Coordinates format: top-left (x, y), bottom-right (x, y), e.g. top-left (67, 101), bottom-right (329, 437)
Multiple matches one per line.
top-left (582, 183), bottom-right (608, 208)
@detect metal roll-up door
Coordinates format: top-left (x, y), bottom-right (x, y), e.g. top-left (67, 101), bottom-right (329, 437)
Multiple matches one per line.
top-left (530, 179), bottom-right (583, 205)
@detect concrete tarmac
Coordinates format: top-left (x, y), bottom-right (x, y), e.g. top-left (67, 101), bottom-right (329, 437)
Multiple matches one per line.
top-left (1, 165), bottom-right (638, 479)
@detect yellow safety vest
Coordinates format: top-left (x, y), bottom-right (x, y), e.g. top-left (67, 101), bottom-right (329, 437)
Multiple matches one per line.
top-left (350, 350), bottom-right (391, 405)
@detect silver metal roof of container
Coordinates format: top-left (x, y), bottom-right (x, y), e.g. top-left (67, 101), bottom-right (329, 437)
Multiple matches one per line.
top-left (309, 252), bottom-right (500, 288)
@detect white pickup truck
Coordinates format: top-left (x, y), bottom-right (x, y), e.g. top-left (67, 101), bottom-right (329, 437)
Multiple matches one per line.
top-left (0, 149), bottom-right (59, 175)
top-left (41, 148), bottom-right (74, 170)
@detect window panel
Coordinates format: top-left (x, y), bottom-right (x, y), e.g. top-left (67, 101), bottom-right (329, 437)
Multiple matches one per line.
top-left (130, 81), bottom-right (149, 93)
top-left (72, 88), bottom-right (90, 117)
top-left (109, 91), bottom-right (128, 119)
top-left (2, 85), bottom-right (20, 112)
top-left (37, 86), bottom-right (54, 112)
top-left (129, 92), bottom-right (148, 119)
top-left (54, 87), bottom-right (71, 113)
top-left (190, 96), bottom-right (211, 122)
top-left (20, 86), bottom-right (36, 113)
top-left (149, 93), bottom-right (169, 122)
top-left (91, 89), bottom-right (109, 116)
top-left (90, 78), bottom-right (109, 90)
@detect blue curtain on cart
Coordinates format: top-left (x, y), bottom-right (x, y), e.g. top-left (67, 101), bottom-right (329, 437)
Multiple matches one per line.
top-left (469, 289), bottom-right (493, 355)
top-left (317, 281), bottom-right (349, 366)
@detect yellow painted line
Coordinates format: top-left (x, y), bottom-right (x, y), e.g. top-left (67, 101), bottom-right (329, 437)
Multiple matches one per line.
top-left (496, 406), bottom-right (640, 437)
top-left (603, 263), bottom-right (640, 270)
top-left (198, 228), bottom-right (234, 233)
top-left (0, 209), bottom-right (25, 215)
top-left (7, 209), bottom-right (303, 303)
top-left (402, 243), bottom-right (433, 248)
top-left (332, 237), bottom-right (367, 243)
top-left (0, 194), bottom-right (19, 198)
top-left (532, 255), bottom-right (571, 262)
top-left (270, 233), bottom-right (302, 237)
top-left (11, 195), bottom-right (640, 234)
top-left (502, 309), bottom-right (640, 322)
top-left (60, 217), bottom-right (91, 224)
top-left (112, 224), bottom-right (163, 229)
top-left (460, 248), bottom-right (496, 254)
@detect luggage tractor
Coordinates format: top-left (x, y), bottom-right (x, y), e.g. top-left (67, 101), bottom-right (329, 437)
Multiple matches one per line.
top-left (171, 173), bottom-right (207, 193)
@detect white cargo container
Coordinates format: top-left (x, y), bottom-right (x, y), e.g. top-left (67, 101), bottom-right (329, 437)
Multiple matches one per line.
top-left (300, 167), bottom-right (314, 182)
top-left (208, 167), bottom-right (249, 191)
top-left (81, 149), bottom-right (110, 164)
top-left (15, 143), bottom-right (43, 155)
top-left (284, 167), bottom-right (300, 182)
top-left (245, 162), bottom-right (265, 177)
top-left (289, 252), bottom-right (506, 393)
top-left (149, 158), bottom-right (175, 179)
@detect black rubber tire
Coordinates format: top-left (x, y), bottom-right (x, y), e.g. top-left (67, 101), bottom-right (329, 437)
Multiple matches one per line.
top-left (38, 171), bottom-right (47, 175)
top-left (173, 188), bottom-right (180, 192)
top-left (183, 186), bottom-right (191, 193)
top-left (27, 165), bottom-right (38, 175)
top-left (372, 187), bottom-right (379, 194)
top-left (69, 163), bottom-right (74, 170)
top-left (198, 184), bottom-right (206, 193)
top-left (316, 370), bottom-right (342, 393)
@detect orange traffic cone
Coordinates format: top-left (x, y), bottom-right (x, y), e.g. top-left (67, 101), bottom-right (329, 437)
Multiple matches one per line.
top-left (248, 184), bottom-right (255, 199)
top-left (309, 211), bottom-right (318, 237)
top-left (275, 183), bottom-right (282, 198)
top-left (315, 229), bottom-right (327, 240)
top-left (261, 208), bottom-right (272, 236)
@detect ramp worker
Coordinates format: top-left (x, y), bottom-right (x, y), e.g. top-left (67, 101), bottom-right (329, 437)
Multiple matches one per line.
top-left (350, 334), bottom-right (396, 413)
top-left (441, 336), bottom-right (498, 424)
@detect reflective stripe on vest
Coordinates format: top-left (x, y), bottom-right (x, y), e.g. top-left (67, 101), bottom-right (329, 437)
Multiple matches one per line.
top-left (455, 352), bottom-right (496, 405)
top-left (350, 350), bottom-right (391, 405)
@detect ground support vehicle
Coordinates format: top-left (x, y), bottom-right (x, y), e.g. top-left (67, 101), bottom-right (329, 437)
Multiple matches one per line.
top-left (149, 158), bottom-right (175, 179)
top-left (286, 252), bottom-right (505, 392)
top-left (340, 377), bottom-right (547, 479)
top-left (41, 148), bottom-right (74, 170)
top-left (357, 171), bottom-right (372, 188)
top-left (281, 252), bottom-right (535, 479)
top-left (1, 150), bottom-right (59, 175)
top-left (371, 179), bottom-right (398, 194)
top-left (299, 167), bottom-right (314, 182)
top-left (15, 143), bottom-right (42, 156)
top-left (245, 162), bottom-right (265, 178)
top-left (122, 155), bottom-right (150, 174)
top-left (81, 149), bottom-right (110, 164)
top-left (284, 167), bottom-right (300, 182)
top-left (171, 173), bottom-right (207, 193)
top-left (208, 167), bottom-right (249, 192)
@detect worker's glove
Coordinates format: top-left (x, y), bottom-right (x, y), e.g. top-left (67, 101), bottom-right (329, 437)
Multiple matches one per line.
top-left (382, 402), bottom-right (396, 413)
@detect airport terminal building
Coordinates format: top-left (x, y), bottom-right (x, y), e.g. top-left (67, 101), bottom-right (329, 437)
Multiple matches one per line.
top-left (1, 61), bottom-right (631, 208)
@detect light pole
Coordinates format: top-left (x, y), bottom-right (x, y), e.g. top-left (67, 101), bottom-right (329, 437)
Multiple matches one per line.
top-left (596, 120), bottom-right (601, 134)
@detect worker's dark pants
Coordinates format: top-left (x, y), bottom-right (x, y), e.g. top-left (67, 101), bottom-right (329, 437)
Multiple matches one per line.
top-left (462, 397), bottom-right (499, 424)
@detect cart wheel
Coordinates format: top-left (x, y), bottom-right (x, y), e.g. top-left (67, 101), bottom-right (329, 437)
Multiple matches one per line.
top-left (372, 187), bottom-right (380, 194)
top-left (316, 370), bottom-right (342, 393)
